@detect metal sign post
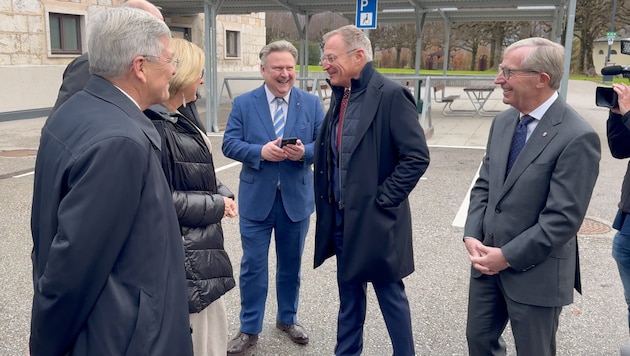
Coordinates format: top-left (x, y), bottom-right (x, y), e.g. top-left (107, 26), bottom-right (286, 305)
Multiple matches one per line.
top-left (605, 0), bottom-right (618, 66)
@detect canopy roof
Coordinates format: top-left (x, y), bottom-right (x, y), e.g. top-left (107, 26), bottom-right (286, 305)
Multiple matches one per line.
top-left (147, 0), bottom-right (576, 132)
top-left (152, 0), bottom-right (567, 23)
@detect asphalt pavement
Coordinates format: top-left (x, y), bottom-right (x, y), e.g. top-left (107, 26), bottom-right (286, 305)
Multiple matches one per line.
top-left (0, 80), bottom-right (628, 355)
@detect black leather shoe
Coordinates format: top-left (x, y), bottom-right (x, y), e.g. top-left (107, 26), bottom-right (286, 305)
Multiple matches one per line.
top-left (227, 332), bottom-right (258, 355)
top-left (276, 321), bottom-right (309, 345)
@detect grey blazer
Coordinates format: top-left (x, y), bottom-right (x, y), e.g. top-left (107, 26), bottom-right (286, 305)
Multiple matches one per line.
top-left (464, 97), bottom-right (601, 307)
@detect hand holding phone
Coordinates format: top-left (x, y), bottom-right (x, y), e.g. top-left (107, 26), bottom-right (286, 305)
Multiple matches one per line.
top-left (281, 137), bottom-right (298, 147)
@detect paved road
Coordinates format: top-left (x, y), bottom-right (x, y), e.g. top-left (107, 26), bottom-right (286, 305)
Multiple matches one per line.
top-left (0, 80), bottom-right (627, 355)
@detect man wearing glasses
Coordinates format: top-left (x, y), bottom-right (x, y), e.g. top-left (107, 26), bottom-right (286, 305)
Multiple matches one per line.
top-left (463, 37), bottom-right (600, 355)
top-left (313, 25), bottom-right (430, 355)
top-left (30, 7), bottom-right (192, 355)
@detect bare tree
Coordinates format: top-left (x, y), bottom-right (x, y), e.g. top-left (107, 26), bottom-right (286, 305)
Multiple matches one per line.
top-left (266, 12), bottom-right (298, 41)
top-left (451, 23), bottom-right (494, 70)
top-left (308, 12), bottom-right (350, 43)
top-left (370, 23), bottom-right (419, 67)
top-left (574, 0), bottom-right (630, 74)
top-left (266, 0), bottom-right (630, 74)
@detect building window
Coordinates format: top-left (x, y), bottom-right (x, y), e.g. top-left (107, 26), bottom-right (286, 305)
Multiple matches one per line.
top-left (599, 50), bottom-right (604, 55)
top-left (612, 50), bottom-right (618, 55)
top-left (225, 30), bottom-right (240, 58)
top-left (171, 27), bottom-right (192, 41)
top-left (49, 13), bottom-right (81, 54)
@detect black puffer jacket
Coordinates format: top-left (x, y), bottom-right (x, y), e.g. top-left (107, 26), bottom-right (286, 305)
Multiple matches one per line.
top-left (146, 104), bottom-right (236, 313)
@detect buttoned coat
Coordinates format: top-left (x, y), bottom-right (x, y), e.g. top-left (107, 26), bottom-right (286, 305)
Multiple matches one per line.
top-left (30, 76), bottom-right (192, 355)
top-left (313, 67), bottom-right (430, 283)
top-left (222, 85), bottom-right (324, 222)
top-left (464, 97), bottom-right (600, 307)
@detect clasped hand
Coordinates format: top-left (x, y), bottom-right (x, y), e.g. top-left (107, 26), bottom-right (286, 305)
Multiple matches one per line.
top-left (464, 238), bottom-right (510, 275)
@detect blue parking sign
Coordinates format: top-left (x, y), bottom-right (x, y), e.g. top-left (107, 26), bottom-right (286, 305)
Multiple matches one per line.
top-left (356, 0), bottom-right (377, 29)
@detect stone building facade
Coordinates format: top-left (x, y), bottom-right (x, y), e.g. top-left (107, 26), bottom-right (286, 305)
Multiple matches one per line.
top-left (0, 0), bottom-right (265, 113)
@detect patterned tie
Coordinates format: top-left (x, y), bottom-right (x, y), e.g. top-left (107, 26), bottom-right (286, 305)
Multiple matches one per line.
top-left (273, 97), bottom-right (285, 139)
top-left (506, 114), bottom-right (535, 174)
top-left (336, 89), bottom-right (350, 149)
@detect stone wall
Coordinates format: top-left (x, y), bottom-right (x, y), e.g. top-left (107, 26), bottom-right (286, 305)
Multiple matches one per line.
top-left (0, 0), bottom-right (265, 112)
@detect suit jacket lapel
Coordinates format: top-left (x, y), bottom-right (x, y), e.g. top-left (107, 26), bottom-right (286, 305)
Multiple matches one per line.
top-left (495, 110), bottom-right (519, 183)
top-left (253, 86), bottom-right (277, 140)
top-left (502, 98), bottom-right (563, 193)
top-left (284, 90), bottom-right (302, 137)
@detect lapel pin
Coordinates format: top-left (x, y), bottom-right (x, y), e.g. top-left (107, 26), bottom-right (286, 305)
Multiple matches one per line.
top-left (542, 132), bottom-right (548, 137)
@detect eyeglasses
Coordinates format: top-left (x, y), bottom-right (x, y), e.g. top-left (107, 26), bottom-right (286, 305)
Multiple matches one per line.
top-left (142, 55), bottom-right (180, 67)
top-left (200, 68), bottom-right (205, 79)
top-left (321, 49), bottom-right (358, 64)
top-left (498, 64), bottom-right (540, 80)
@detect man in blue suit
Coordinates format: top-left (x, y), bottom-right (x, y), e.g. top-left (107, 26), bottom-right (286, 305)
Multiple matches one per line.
top-left (222, 40), bottom-right (324, 355)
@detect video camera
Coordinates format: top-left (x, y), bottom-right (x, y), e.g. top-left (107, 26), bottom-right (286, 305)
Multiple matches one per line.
top-left (597, 38), bottom-right (630, 108)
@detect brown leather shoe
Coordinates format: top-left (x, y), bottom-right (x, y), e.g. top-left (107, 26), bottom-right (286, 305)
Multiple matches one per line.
top-left (276, 321), bottom-right (309, 345)
top-left (227, 332), bottom-right (258, 355)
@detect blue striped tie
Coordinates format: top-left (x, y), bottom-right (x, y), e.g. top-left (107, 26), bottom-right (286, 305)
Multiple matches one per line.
top-left (273, 97), bottom-right (285, 138)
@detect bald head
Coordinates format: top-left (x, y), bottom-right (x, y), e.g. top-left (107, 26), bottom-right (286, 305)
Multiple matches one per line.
top-left (121, 0), bottom-right (164, 21)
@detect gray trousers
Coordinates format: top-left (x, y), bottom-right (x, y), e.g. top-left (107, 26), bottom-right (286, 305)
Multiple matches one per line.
top-left (466, 274), bottom-right (562, 356)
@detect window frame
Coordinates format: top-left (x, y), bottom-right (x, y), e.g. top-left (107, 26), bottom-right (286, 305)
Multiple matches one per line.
top-left (225, 29), bottom-right (241, 59)
top-left (44, 7), bottom-right (86, 58)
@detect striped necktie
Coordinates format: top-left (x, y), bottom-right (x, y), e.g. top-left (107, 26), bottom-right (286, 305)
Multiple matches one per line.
top-left (273, 97), bottom-right (285, 139)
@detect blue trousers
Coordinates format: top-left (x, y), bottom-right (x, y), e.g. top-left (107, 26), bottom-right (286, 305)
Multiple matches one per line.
top-left (237, 190), bottom-right (309, 334)
top-left (333, 206), bottom-right (415, 356)
top-left (613, 230), bottom-right (630, 331)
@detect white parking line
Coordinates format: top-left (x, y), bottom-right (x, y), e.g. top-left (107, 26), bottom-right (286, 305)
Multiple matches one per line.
top-left (216, 161), bottom-right (241, 172)
top-left (13, 171), bottom-right (34, 178)
top-left (452, 161), bottom-right (482, 228)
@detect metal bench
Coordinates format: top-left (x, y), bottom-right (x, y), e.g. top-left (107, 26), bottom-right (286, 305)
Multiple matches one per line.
top-left (307, 83), bottom-right (331, 102)
top-left (433, 84), bottom-right (461, 115)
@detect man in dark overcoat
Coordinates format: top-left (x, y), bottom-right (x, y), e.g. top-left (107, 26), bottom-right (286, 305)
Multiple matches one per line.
top-left (313, 25), bottom-right (430, 356)
top-left (29, 8), bottom-right (192, 355)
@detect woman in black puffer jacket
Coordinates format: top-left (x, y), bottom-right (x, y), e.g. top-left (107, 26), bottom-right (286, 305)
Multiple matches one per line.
top-left (145, 38), bottom-right (237, 356)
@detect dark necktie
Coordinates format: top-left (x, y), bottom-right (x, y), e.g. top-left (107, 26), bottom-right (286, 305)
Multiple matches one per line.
top-left (336, 89), bottom-right (350, 149)
top-left (506, 115), bottom-right (535, 174)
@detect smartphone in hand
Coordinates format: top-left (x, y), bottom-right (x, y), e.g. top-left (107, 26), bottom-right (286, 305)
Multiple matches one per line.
top-left (281, 137), bottom-right (298, 147)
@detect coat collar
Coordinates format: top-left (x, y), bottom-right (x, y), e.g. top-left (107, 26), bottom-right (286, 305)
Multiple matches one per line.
top-left (327, 63), bottom-right (384, 156)
top-left (330, 61), bottom-right (376, 97)
top-left (83, 76), bottom-right (162, 150)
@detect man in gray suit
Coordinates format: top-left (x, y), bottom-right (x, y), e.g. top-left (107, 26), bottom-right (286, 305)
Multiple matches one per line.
top-left (463, 37), bottom-right (600, 356)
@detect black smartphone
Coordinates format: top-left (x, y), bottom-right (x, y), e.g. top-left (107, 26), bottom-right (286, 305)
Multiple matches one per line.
top-left (596, 86), bottom-right (618, 108)
top-left (281, 137), bottom-right (297, 147)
